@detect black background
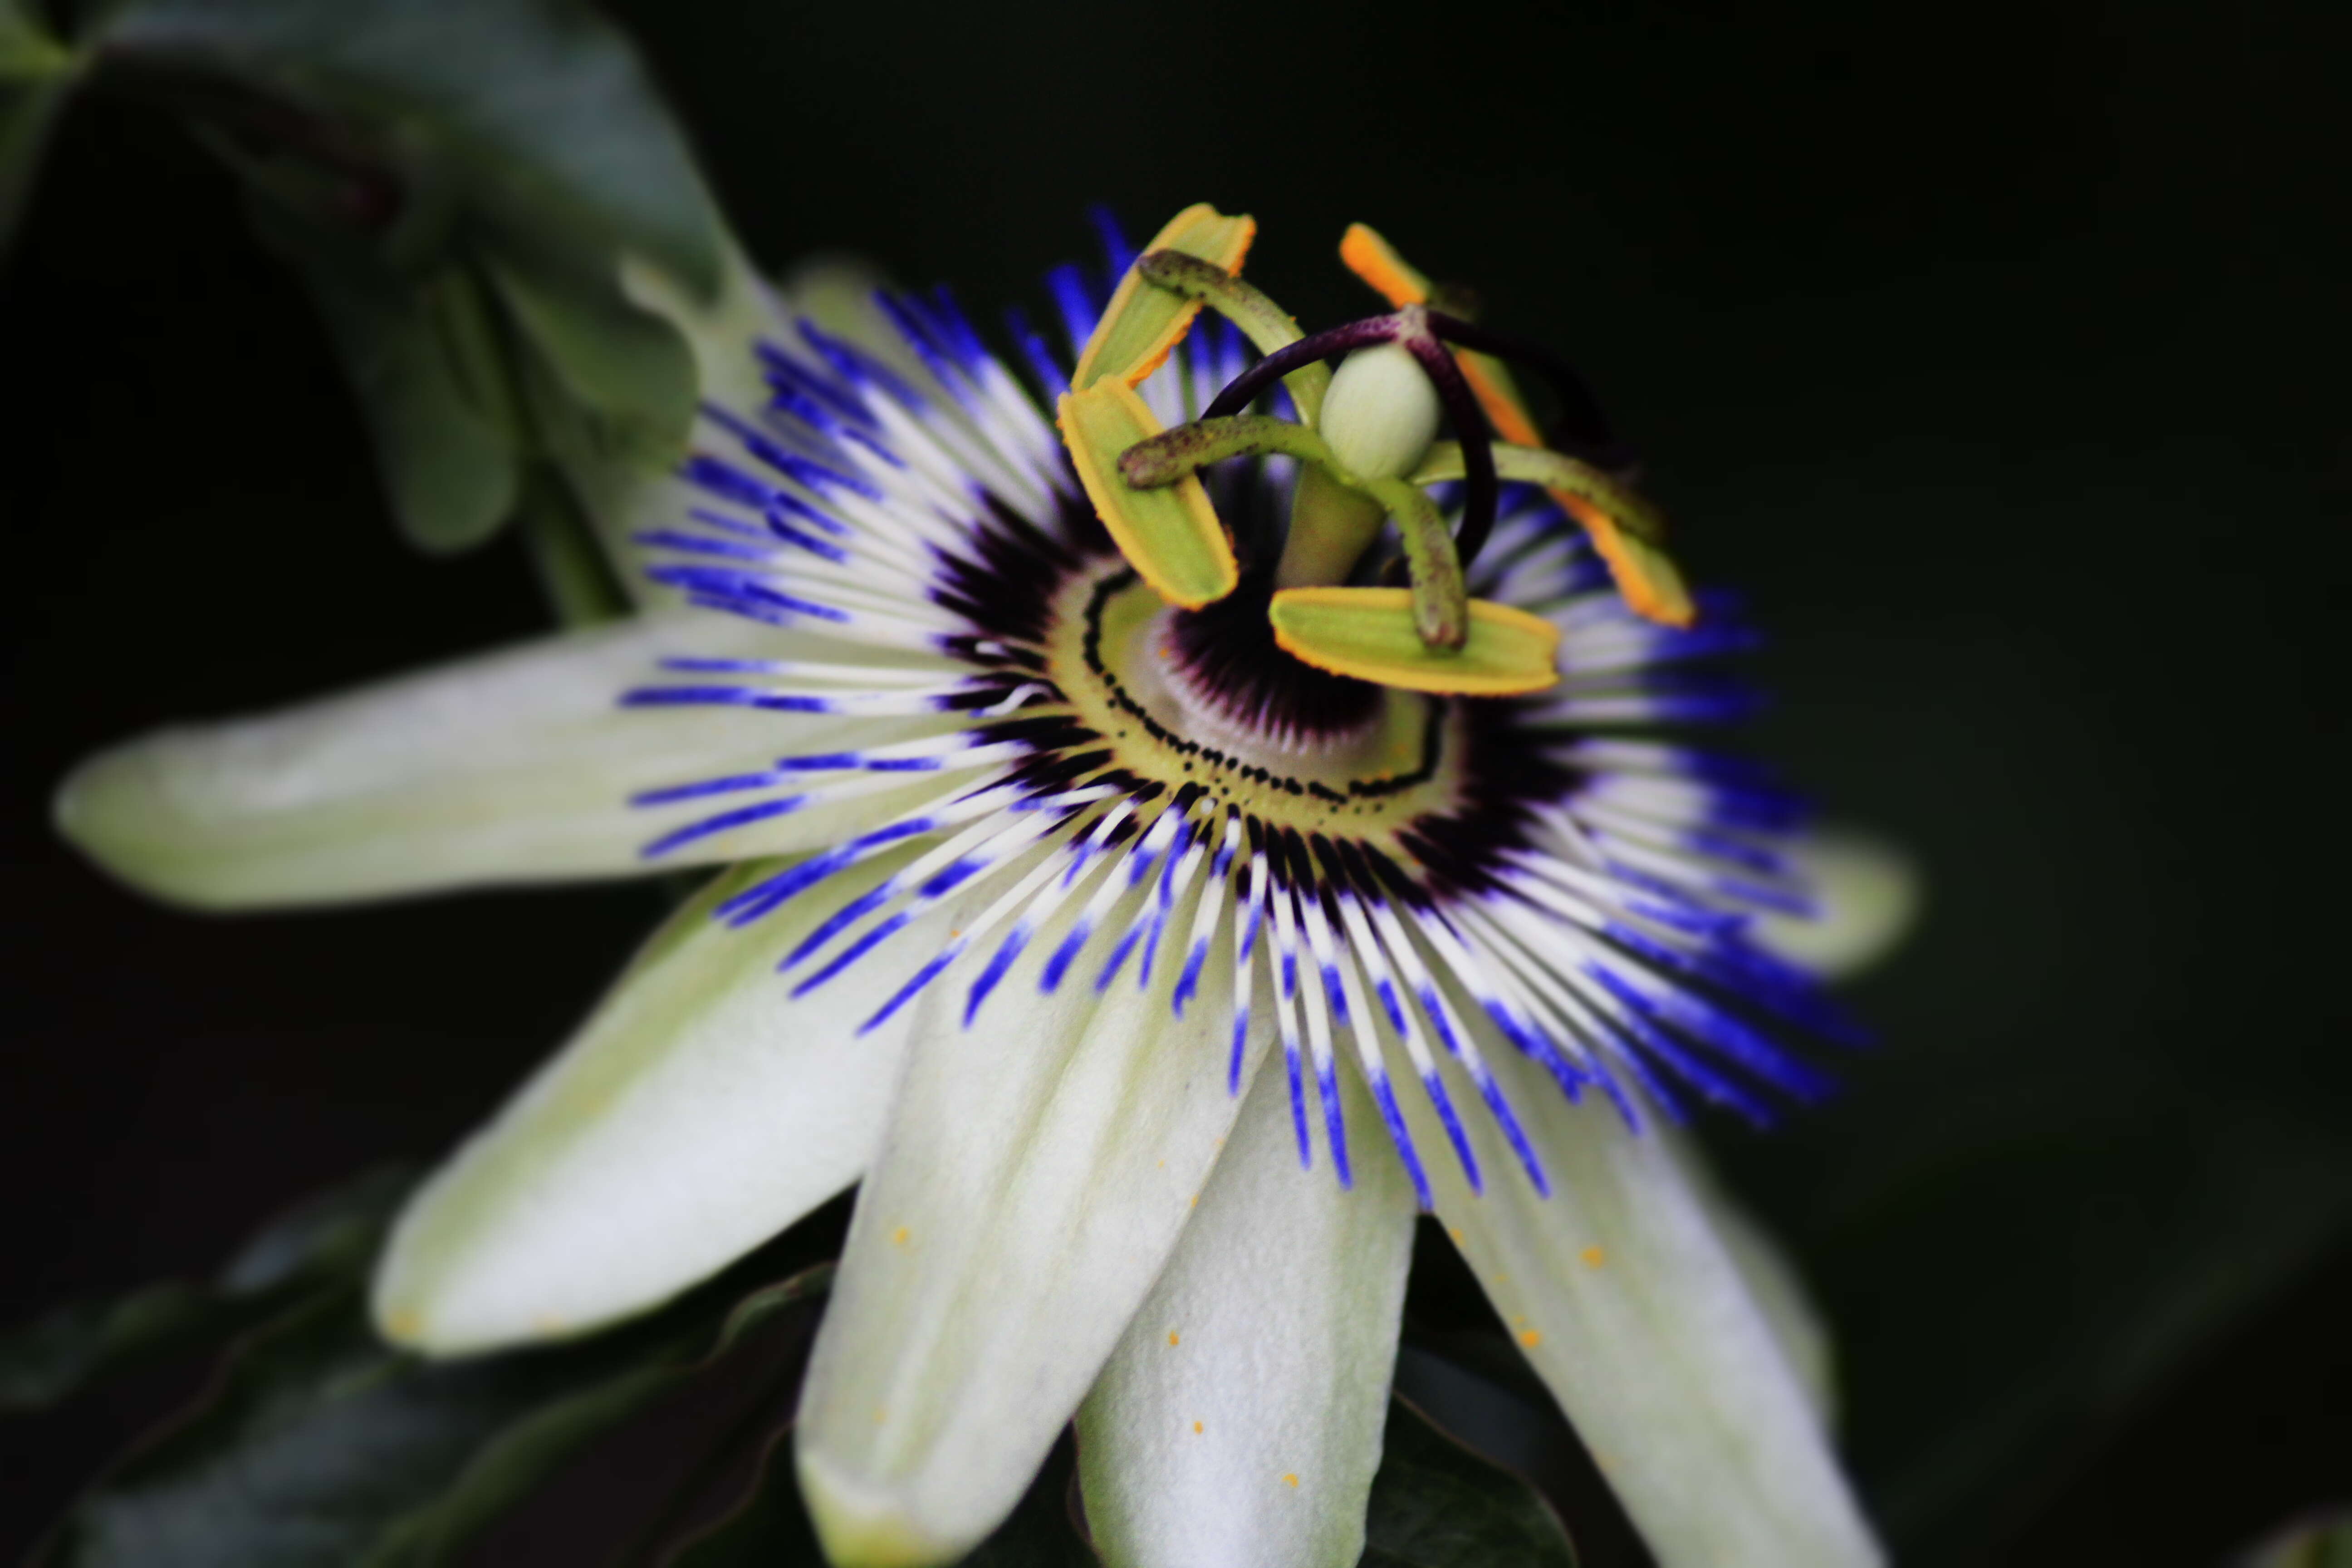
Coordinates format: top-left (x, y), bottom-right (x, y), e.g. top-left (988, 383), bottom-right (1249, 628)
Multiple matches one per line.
top-left (3, 0), bottom-right (2346, 1562)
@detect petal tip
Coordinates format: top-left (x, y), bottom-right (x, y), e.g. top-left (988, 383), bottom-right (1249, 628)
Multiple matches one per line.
top-left (51, 735), bottom-right (226, 909)
top-left (796, 1447), bottom-right (965, 1568)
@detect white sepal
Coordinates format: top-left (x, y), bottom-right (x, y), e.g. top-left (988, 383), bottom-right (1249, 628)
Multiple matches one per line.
top-left (1398, 1033), bottom-right (1884, 1568)
top-left (54, 614), bottom-right (954, 908)
top-left (373, 845), bottom-right (960, 1354)
top-left (794, 872), bottom-right (1273, 1567)
top-left (1078, 1051), bottom-right (1416, 1568)
top-left (1755, 826), bottom-right (1922, 981)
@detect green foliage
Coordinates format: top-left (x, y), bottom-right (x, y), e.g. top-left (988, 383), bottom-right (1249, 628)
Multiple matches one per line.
top-left (0, 0), bottom-right (79, 249)
top-left (4, 0), bottom-right (723, 551)
top-left (1362, 1399), bottom-right (1579, 1568)
top-left (1, 1167), bottom-right (409, 1413)
top-left (11, 1161), bottom-right (1596, 1567)
top-left (2241, 1513), bottom-right (2352, 1568)
top-left (23, 1210), bottom-right (835, 1568)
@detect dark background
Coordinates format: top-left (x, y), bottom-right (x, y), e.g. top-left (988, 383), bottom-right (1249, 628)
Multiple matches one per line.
top-left (3, 1), bottom-right (2345, 1562)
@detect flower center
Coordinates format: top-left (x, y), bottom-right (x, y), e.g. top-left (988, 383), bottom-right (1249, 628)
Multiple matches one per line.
top-left (1044, 558), bottom-right (1462, 840)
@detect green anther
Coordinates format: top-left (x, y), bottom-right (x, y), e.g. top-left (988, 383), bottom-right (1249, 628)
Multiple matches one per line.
top-left (1134, 251), bottom-right (1331, 425)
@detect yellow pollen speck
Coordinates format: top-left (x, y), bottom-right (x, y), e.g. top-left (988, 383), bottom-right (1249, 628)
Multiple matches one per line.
top-left (1581, 1245), bottom-right (1607, 1269)
top-left (1446, 1226), bottom-right (1464, 1244)
top-left (1283, 1473), bottom-right (1299, 1489)
top-left (1167, 1330), bottom-right (1181, 1347)
top-left (1193, 1420), bottom-right (1204, 1434)
top-left (385, 1309), bottom-right (422, 1341)
top-left (1157, 1158), bottom-right (1166, 1168)
top-left (891, 1226), bottom-right (911, 1247)
top-left (1190, 1194), bottom-right (1199, 1208)
top-left (1519, 1328), bottom-right (1544, 1348)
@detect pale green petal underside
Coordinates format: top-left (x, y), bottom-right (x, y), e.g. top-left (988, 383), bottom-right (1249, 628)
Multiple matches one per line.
top-left (373, 847), bottom-right (953, 1355)
top-left (1386, 1029), bottom-right (1884, 1568)
top-left (796, 871), bottom-right (1273, 1566)
top-left (1754, 826), bottom-right (1924, 981)
top-left (1078, 1058), bottom-right (1416, 1568)
top-left (54, 615), bottom-right (954, 908)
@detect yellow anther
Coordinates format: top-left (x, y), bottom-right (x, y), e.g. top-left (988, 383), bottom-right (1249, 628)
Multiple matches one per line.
top-left (1268, 587), bottom-right (1559, 696)
top-left (1073, 203), bottom-right (1256, 390)
top-left (1058, 379), bottom-right (1239, 609)
top-left (1339, 223), bottom-right (1432, 309)
top-left (1519, 1328), bottom-right (1544, 1349)
top-left (1580, 1245), bottom-right (1607, 1269)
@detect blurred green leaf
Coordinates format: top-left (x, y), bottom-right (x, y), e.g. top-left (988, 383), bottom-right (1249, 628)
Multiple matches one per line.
top-left (658, 1430), bottom-right (824, 1567)
top-left (246, 196), bottom-right (520, 552)
top-left (34, 1264), bottom-right (833, 1568)
top-left (1, 1167), bottom-right (409, 1414)
top-left (486, 242), bottom-right (696, 469)
top-left (2, 2), bottom-right (74, 77)
top-left (95, 0), bottom-right (719, 290)
top-left (2240, 1510), bottom-right (2352, 1568)
top-left (1361, 1397), bottom-right (1578, 1568)
top-left (517, 465), bottom-right (630, 626)
top-left (12, 0), bottom-right (728, 553)
top-left (1, 1), bottom-right (79, 250)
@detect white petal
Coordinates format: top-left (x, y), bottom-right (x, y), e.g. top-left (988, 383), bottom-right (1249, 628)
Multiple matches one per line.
top-left (794, 870), bottom-right (1273, 1566)
top-left (1754, 826), bottom-right (1923, 981)
top-left (54, 614), bottom-right (955, 908)
top-left (1664, 1130), bottom-right (1838, 1430)
top-left (1078, 1049), bottom-right (1416, 1568)
top-left (373, 844), bottom-right (958, 1353)
top-left (1403, 1039), bottom-right (1884, 1568)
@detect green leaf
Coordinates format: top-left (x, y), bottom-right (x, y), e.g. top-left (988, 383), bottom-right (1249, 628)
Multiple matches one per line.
top-left (486, 241), bottom-right (697, 470)
top-left (1, 1), bottom-right (75, 78)
top-left (0, 0), bottom-right (79, 252)
top-left (660, 1431), bottom-right (826, 1567)
top-left (96, 0), bottom-right (720, 293)
top-left (246, 198), bottom-right (521, 553)
top-left (0, 1167), bottom-right (410, 1414)
top-left (2240, 1510), bottom-right (2352, 1568)
top-left (1361, 1398), bottom-right (1579, 1568)
top-left (56, 0), bottom-right (723, 554)
top-left (36, 1264), bottom-right (833, 1568)
top-left (516, 465), bottom-right (630, 626)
